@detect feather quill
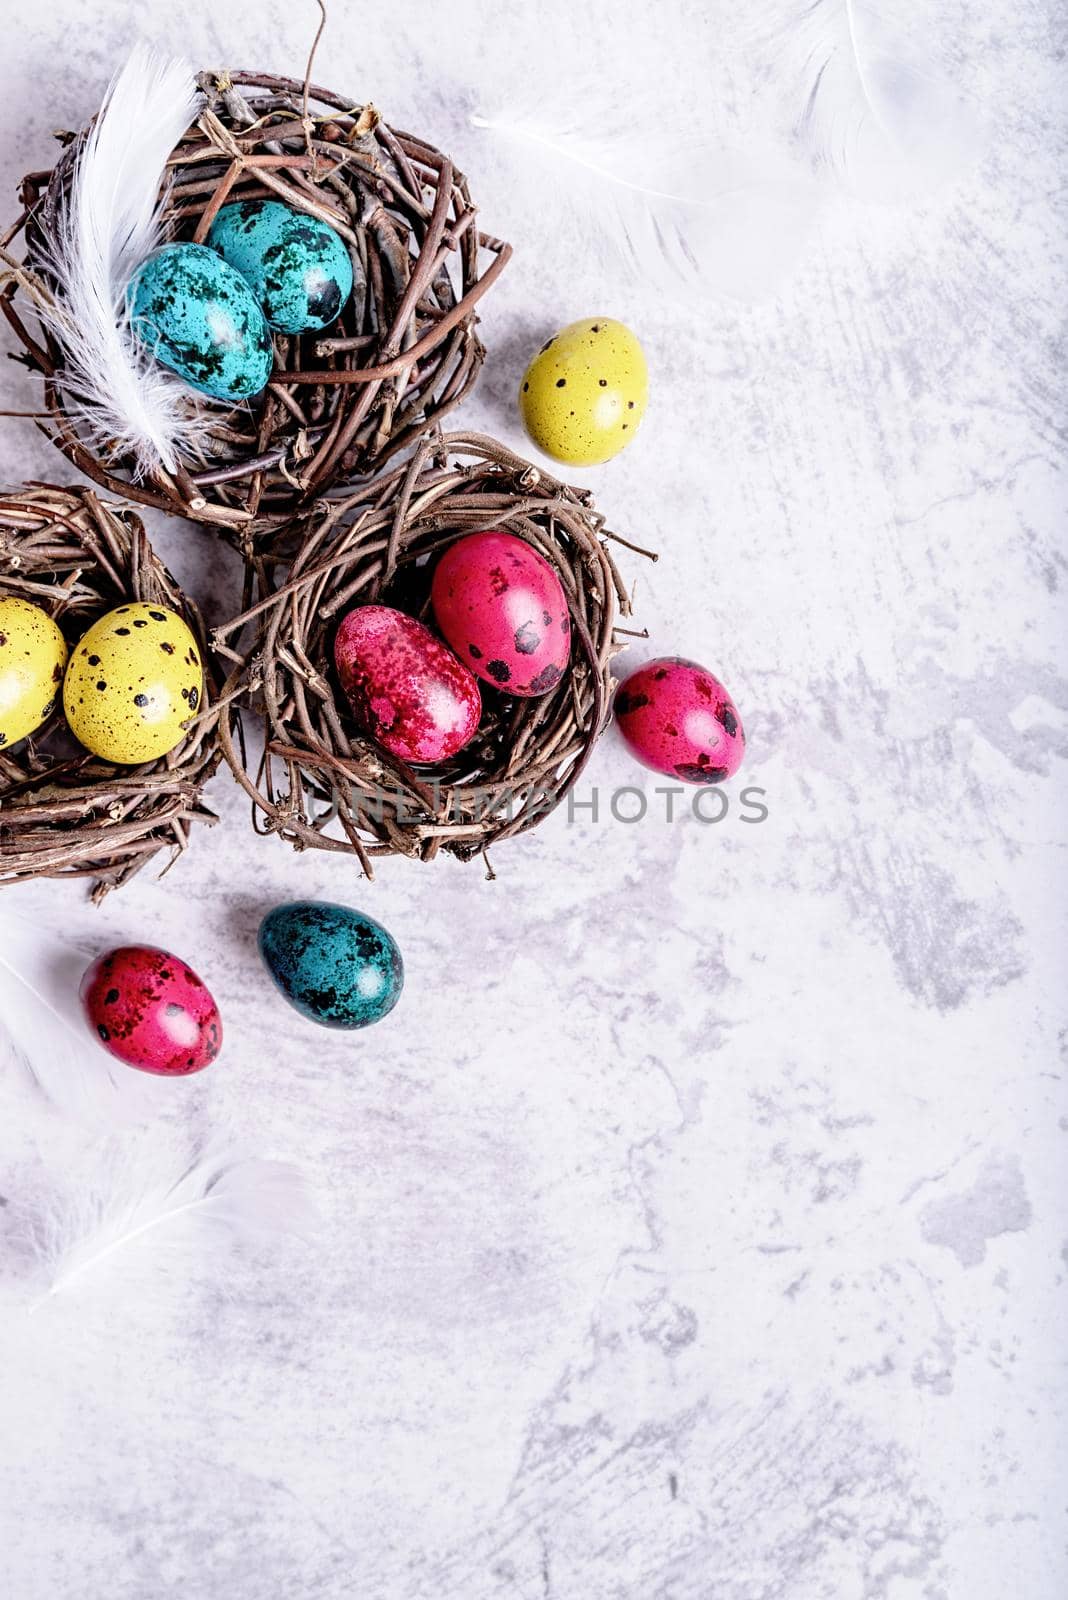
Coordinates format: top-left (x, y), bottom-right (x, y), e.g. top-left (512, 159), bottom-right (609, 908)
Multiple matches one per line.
top-left (470, 107), bottom-right (818, 304)
top-left (30, 1134), bottom-right (319, 1303)
top-left (35, 44), bottom-right (207, 475)
top-left (783, 0), bottom-right (980, 199)
top-left (0, 905), bottom-right (158, 1125)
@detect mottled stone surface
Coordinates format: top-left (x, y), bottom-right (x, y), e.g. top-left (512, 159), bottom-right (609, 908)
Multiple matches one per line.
top-left (0, 3), bottom-right (1064, 1598)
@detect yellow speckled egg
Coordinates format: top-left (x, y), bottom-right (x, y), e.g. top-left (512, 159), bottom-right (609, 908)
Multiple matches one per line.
top-left (519, 317), bottom-right (649, 466)
top-left (63, 603), bottom-right (203, 765)
top-left (0, 596), bottom-right (68, 751)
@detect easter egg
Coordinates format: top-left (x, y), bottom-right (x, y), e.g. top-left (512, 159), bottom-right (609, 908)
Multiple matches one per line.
top-left (0, 596), bottom-right (67, 750)
top-left (614, 657), bottom-right (745, 784)
top-left (258, 901), bottom-right (403, 1030)
top-left (431, 531), bottom-right (571, 698)
top-left (519, 318), bottom-right (648, 467)
top-left (80, 945), bottom-right (222, 1075)
top-left (207, 199), bottom-right (355, 335)
top-left (63, 603), bottom-right (203, 765)
top-left (128, 242), bottom-right (274, 401)
top-left (334, 605), bottom-right (481, 765)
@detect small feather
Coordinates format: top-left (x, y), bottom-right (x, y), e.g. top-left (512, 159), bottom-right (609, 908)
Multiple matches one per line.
top-left (470, 105), bottom-right (818, 304)
top-left (29, 1134), bottom-right (319, 1303)
top-left (34, 43), bottom-right (208, 475)
top-left (783, 0), bottom-right (980, 200)
top-left (0, 904), bottom-right (157, 1125)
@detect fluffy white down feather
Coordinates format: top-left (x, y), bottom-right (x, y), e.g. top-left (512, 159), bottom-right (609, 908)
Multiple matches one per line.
top-left (784, 0), bottom-right (980, 199)
top-left (37, 43), bottom-right (207, 475)
top-left (25, 1132), bottom-right (319, 1302)
top-left (0, 906), bottom-right (158, 1126)
top-left (470, 106), bottom-right (819, 305)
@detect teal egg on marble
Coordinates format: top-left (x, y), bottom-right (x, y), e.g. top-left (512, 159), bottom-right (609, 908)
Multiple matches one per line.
top-left (128, 242), bottom-right (274, 402)
top-left (207, 199), bottom-right (355, 335)
top-left (258, 901), bottom-right (404, 1030)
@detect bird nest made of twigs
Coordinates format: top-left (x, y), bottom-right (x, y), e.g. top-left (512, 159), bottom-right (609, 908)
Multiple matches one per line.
top-left (0, 70), bottom-right (511, 541)
top-left (212, 432), bottom-right (652, 873)
top-left (0, 484), bottom-right (221, 898)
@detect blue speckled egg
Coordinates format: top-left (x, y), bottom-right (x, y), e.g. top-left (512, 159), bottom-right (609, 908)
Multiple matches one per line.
top-left (207, 200), bottom-right (355, 335)
top-left (128, 242), bottom-right (274, 402)
top-left (258, 901), bottom-right (403, 1030)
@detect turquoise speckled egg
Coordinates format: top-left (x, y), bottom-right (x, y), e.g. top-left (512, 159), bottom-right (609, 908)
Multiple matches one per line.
top-left (207, 200), bottom-right (355, 335)
top-left (258, 901), bottom-right (404, 1030)
top-left (128, 242), bottom-right (274, 402)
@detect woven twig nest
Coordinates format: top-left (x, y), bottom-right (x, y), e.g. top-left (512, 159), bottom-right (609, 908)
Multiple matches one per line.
top-left (213, 432), bottom-right (648, 873)
top-left (0, 485), bottom-right (221, 897)
top-left (0, 71), bottom-right (510, 539)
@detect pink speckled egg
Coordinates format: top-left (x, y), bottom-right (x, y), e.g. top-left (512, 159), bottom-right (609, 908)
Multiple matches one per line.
top-left (614, 657), bottom-right (745, 784)
top-left (334, 604), bottom-right (481, 765)
top-left (80, 946), bottom-right (222, 1075)
top-left (431, 530), bottom-right (571, 698)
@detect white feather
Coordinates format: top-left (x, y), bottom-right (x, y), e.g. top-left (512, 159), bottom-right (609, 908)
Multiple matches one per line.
top-left (783, 0), bottom-right (980, 199)
top-left (36, 43), bottom-right (207, 476)
top-left (0, 904), bottom-right (159, 1126)
top-left (28, 1133), bottom-right (319, 1303)
top-left (470, 106), bottom-right (819, 304)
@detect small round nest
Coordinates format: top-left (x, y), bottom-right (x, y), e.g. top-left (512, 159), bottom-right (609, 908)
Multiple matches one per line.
top-left (0, 484), bottom-right (221, 897)
top-left (0, 71), bottom-right (511, 539)
top-left (213, 432), bottom-right (650, 873)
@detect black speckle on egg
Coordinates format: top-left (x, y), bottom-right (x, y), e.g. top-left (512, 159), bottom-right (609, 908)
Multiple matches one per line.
top-left (599, 378), bottom-right (607, 387)
top-left (133, 619), bottom-right (148, 628)
top-left (115, 627), bottom-right (130, 636)
top-left (628, 400), bottom-right (635, 409)
top-left (188, 687), bottom-right (199, 710)
top-left (719, 706), bottom-right (738, 737)
top-left (97, 1024), bottom-right (110, 1041)
top-left (514, 623), bottom-right (541, 656)
top-left (487, 659), bottom-right (511, 684)
top-left (161, 642), bottom-right (175, 654)
top-left (555, 378), bottom-right (566, 388)
top-left (615, 689), bottom-right (650, 716)
top-left (133, 693), bottom-right (149, 707)
top-left (148, 611), bottom-right (167, 623)
top-left (676, 762), bottom-right (730, 784)
top-left (105, 988), bottom-right (119, 1005)
top-left (96, 680), bottom-right (107, 691)
top-left (88, 654), bottom-right (100, 666)
top-left (468, 643), bottom-right (483, 659)
top-left (529, 663), bottom-right (563, 694)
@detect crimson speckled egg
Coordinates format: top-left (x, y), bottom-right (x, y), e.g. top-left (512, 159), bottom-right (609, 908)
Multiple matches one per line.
top-left (334, 605), bottom-right (482, 765)
top-left (80, 945), bottom-right (222, 1076)
top-left (614, 657), bottom-right (745, 784)
top-left (430, 531), bottom-right (571, 698)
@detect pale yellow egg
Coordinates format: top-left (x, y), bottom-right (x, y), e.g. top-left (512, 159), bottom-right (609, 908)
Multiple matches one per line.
top-left (519, 318), bottom-right (649, 466)
top-left (64, 603), bottom-right (203, 765)
top-left (0, 596), bottom-right (68, 750)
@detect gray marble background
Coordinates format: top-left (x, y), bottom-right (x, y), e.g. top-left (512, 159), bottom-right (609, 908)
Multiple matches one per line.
top-left (0, 3), bottom-right (1065, 1597)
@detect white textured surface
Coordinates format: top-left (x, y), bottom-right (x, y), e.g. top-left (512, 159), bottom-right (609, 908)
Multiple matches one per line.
top-left (1, 4), bottom-right (1066, 1597)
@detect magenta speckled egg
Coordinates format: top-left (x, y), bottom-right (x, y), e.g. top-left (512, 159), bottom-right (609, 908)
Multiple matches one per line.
top-left (80, 945), bottom-right (222, 1075)
top-left (334, 604), bottom-right (482, 765)
top-left (614, 657), bottom-right (745, 784)
top-left (431, 530), bottom-right (571, 698)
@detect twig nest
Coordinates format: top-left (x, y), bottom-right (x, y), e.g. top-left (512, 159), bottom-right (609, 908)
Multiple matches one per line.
top-left (0, 485), bottom-right (221, 897)
top-left (1, 71), bottom-right (511, 540)
top-left (213, 432), bottom-right (643, 871)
